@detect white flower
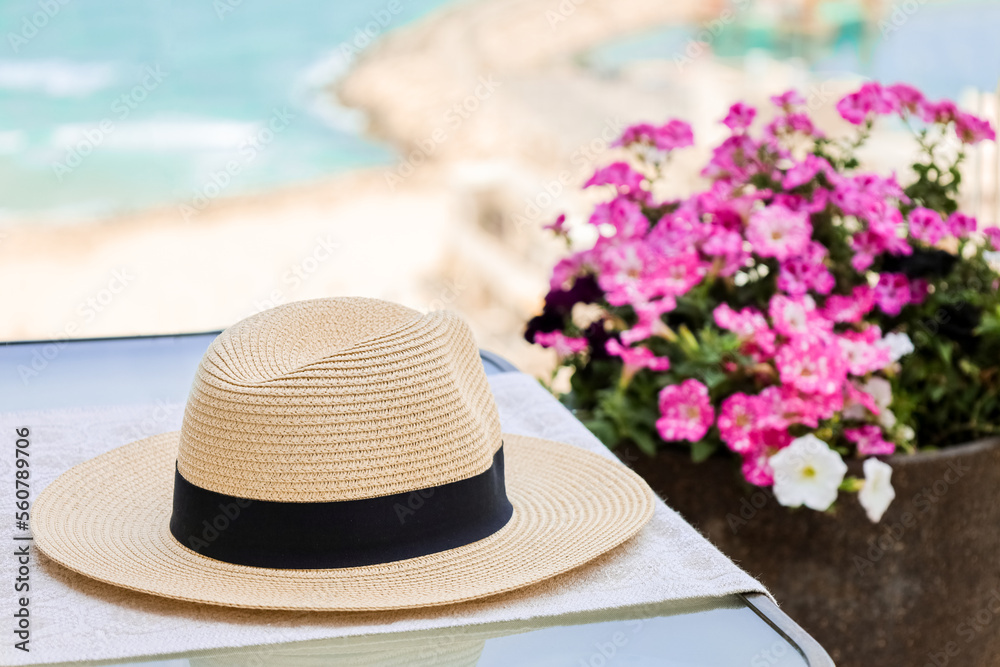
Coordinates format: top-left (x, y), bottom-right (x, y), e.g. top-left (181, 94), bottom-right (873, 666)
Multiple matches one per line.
top-left (879, 332), bottom-right (914, 362)
top-left (861, 377), bottom-right (893, 410)
top-left (769, 434), bottom-right (848, 511)
top-left (878, 408), bottom-right (897, 429)
top-left (844, 377), bottom-right (893, 421)
top-left (859, 458), bottom-right (896, 523)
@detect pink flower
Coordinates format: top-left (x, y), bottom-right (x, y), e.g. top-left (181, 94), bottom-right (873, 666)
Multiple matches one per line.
top-left (848, 231), bottom-right (880, 272)
top-left (616, 120), bottom-right (694, 152)
top-left (850, 208), bottom-right (912, 271)
top-left (947, 211), bottom-right (977, 237)
top-left (589, 196), bottom-right (648, 238)
top-left (702, 228), bottom-right (749, 277)
top-left (845, 425), bottom-right (896, 456)
top-left (766, 112), bottom-right (823, 139)
top-left (656, 379), bottom-right (715, 442)
top-left (747, 204), bottom-right (813, 261)
top-left (776, 336), bottom-right (847, 395)
top-left (606, 339), bottom-right (670, 372)
top-left (652, 207), bottom-right (709, 248)
top-left (782, 155), bottom-right (829, 190)
top-left (741, 450), bottom-right (775, 487)
top-left (985, 226), bottom-right (1000, 250)
top-left (621, 298), bottom-right (675, 345)
top-left (954, 112), bottom-right (995, 144)
top-left (844, 381), bottom-right (882, 417)
top-left (919, 99), bottom-right (958, 124)
top-left (722, 102), bottom-right (757, 132)
top-left (549, 251), bottom-right (591, 291)
top-left (770, 90), bottom-right (806, 110)
top-left (908, 207), bottom-right (947, 245)
top-left (596, 241), bottom-right (653, 306)
top-left (838, 328), bottom-right (892, 376)
top-left (584, 162), bottom-right (647, 200)
top-left (702, 134), bottom-right (760, 183)
top-left (823, 285), bottom-right (876, 323)
top-left (759, 384), bottom-right (841, 428)
top-left (778, 241), bottom-right (835, 296)
top-left (836, 83), bottom-right (897, 125)
top-left (713, 303), bottom-right (776, 359)
top-left (544, 213), bottom-right (568, 235)
top-left (769, 294), bottom-right (832, 339)
top-left (887, 83), bottom-right (924, 114)
top-left (874, 273), bottom-right (911, 316)
top-left (614, 123), bottom-right (657, 147)
top-left (740, 429), bottom-right (794, 486)
top-left (654, 120), bottom-right (695, 151)
top-left (655, 251), bottom-right (706, 298)
top-left (718, 393), bottom-right (764, 453)
top-left (533, 331), bottom-right (588, 356)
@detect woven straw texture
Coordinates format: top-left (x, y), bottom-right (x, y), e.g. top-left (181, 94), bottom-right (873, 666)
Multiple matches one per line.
top-left (33, 432), bottom-right (652, 610)
top-left (0, 374), bottom-right (768, 667)
top-left (178, 298), bottom-right (502, 501)
top-left (32, 297), bottom-right (655, 610)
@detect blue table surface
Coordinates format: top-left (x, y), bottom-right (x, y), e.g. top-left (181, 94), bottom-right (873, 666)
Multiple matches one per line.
top-left (0, 333), bottom-right (831, 667)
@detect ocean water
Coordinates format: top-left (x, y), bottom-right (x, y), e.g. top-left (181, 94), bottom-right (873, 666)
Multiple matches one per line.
top-left (586, 1), bottom-right (1000, 102)
top-left (4, 0), bottom-right (995, 223)
top-left (0, 0), bottom-right (462, 222)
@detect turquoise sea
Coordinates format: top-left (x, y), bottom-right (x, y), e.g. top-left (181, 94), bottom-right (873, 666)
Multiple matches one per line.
top-left (1, 0), bottom-right (997, 222)
top-left (586, 1), bottom-right (1000, 100)
top-left (0, 0), bottom-right (462, 221)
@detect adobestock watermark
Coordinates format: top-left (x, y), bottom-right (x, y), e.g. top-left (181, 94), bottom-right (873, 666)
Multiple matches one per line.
top-left (878, 0), bottom-right (932, 39)
top-left (178, 107), bottom-right (294, 221)
top-left (212, 0), bottom-right (243, 20)
top-left (383, 75), bottom-right (502, 191)
top-left (545, 0), bottom-right (590, 30)
top-left (577, 619), bottom-right (645, 667)
top-left (674, 0), bottom-right (752, 71)
top-left (921, 587), bottom-right (1000, 667)
top-left (183, 498), bottom-right (254, 553)
top-left (750, 639), bottom-right (795, 666)
top-left (425, 274), bottom-right (469, 312)
top-left (51, 64), bottom-right (168, 181)
top-left (16, 268), bottom-right (137, 385)
top-left (337, 0), bottom-right (407, 65)
top-left (853, 458), bottom-right (970, 575)
top-left (726, 486), bottom-right (777, 534)
top-left (393, 487), bottom-right (435, 524)
top-left (509, 116), bottom-right (625, 232)
top-left (250, 234), bottom-right (341, 313)
top-left (7, 0), bottom-right (72, 53)
top-left (125, 400), bottom-right (180, 441)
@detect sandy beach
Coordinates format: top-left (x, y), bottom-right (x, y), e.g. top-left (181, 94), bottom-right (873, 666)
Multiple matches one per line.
top-left (3, 0), bottom-right (994, 375)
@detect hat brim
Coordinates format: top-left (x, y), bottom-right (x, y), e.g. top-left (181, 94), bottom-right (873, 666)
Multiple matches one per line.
top-left (33, 433), bottom-right (654, 611)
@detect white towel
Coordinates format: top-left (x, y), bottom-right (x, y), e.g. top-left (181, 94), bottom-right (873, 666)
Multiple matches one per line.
top-left (0, 373), bottom-right (767, 666)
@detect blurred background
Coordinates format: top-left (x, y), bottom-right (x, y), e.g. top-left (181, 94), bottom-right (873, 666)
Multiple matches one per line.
top-left (2, 0), bottom-right (998, 375)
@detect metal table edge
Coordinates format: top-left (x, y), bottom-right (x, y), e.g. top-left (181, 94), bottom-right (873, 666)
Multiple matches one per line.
top-left (742, 593), bottom-right (835, 666)
top-left (2, 333), bottom-right (835, 665)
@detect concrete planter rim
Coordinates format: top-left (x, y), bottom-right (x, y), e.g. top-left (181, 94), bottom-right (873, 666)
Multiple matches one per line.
top-left (879, 435), bottom-right (1000, 466)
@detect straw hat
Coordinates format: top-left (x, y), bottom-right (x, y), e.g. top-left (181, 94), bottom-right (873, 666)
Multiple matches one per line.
top-left (33, 298), bottom-right (654, 610)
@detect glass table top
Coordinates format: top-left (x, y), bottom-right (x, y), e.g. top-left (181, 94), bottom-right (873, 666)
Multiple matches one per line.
top-left (0, 333), bottom-right (831, 666)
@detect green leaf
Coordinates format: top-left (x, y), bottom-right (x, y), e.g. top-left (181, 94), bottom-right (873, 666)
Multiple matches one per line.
top-left (690, 440), bottom-right (717, 463)
top-left (631, 429), bottom-right (659, 456)
top-left (583, 418), bottom-right (618, 448)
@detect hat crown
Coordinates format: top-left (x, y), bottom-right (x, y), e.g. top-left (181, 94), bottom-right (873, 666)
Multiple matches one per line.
top-left (177, 298), bottom-right (502, 502)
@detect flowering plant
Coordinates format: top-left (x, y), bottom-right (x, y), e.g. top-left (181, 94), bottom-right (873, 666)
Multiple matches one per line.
top-left (527, 83), bottom-right (1000, 522)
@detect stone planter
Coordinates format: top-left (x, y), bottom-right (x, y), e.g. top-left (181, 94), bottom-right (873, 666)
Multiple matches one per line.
top-left (617, 437), bottom-right (1000, 667)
